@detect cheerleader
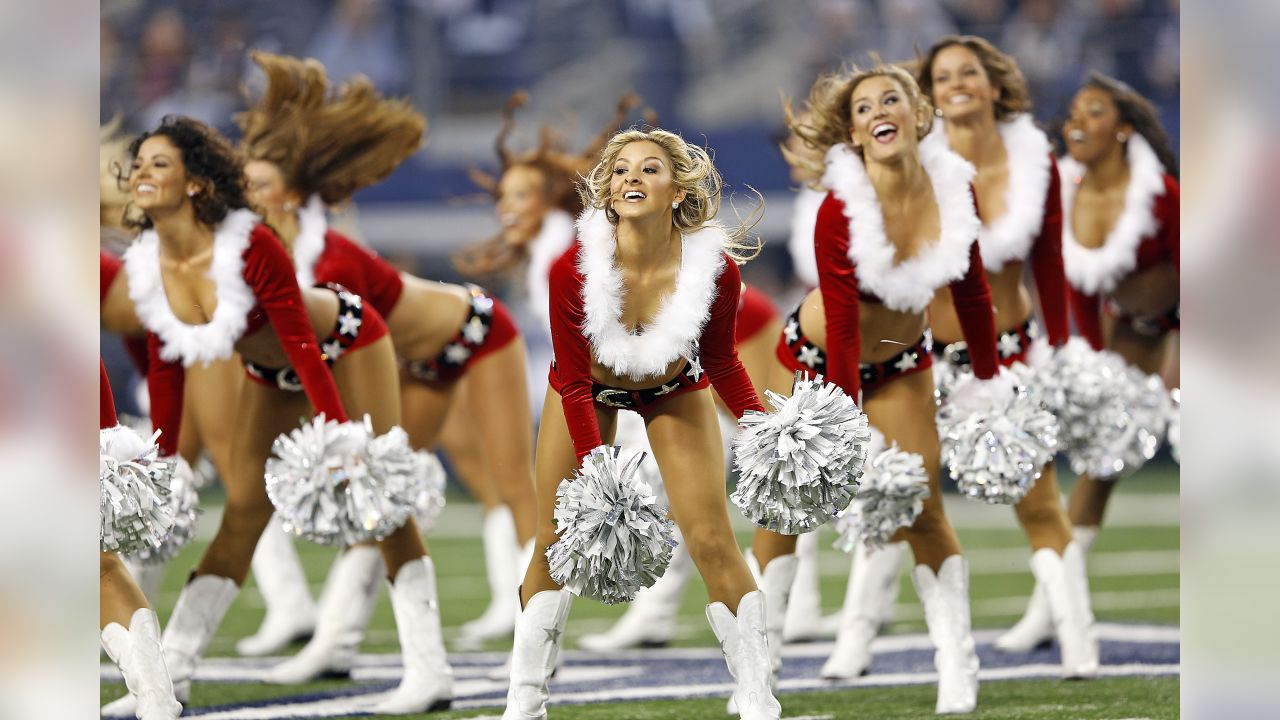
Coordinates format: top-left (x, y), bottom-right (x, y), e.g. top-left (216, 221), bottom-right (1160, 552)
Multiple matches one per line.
top-left (234, 51), bottom-right (534, 681)
top-left (101, 116), bottom-right (451, 717)
top-left (762, 62), bottom-right (1005, 714)
top-left (502, 128), bottom-right (781, 720)
top-left (100, 360), bottom-right (182, 720)
top-left (1001, 73), bottom-right (1179, 652)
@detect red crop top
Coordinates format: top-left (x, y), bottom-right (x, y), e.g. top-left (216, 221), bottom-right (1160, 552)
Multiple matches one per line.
top-left (548, 246), bottom-right (764, 462)
top-left (294, 225), bottom-right (405, 317)
top-left (127, 215), bottom-right (349, 455)
top-left (100, 358), bottom-right (118, 430)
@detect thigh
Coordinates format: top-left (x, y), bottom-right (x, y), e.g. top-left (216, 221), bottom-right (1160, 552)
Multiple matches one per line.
top-left (642, 389), bottom-right (736, 538)
top-left (183, 357), bottom-right (245, 475)
top-left (399, 371), bottom-right (460, 451)
top-left (331, 335), bottom-right (402, 433)
top-left (229, 378), bottom-right (312, 509)
top-left (863, 370), bottom-right (943, 498)
top-left (738, 316), bottom-right (785, 399)
top-left (466, 339), bottom-right (536, 464)
top-left (531, 387), bottom-right (617, 538)
top-left (1108, 323), bottom-right (1173, 376)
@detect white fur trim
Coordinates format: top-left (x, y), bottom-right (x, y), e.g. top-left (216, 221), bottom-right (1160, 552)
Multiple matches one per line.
top-left (526, 209), bottom-right (576, 332)
top-left (1060, 134), bottom-right (1167, 295)
top-left (124, 209), bottom-right (260, 367)
top-left (820, 141), bottom-right (981, 313)
top-left (921, 114), bottom-right (1051, 272)
top-left (788, 187), bottom-right (824, 288)
top-left (292, 195), bottom-right (327, 288)
top-left (574, 208), bottom-right (727, 381)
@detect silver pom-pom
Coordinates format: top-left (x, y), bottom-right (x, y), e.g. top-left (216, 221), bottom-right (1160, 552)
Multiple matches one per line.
top-left (731, 374), bottom-right (872, 534)
top-left (545, 446), bottom-right (677, 605)
top-left (125, 457), bottom-right (201, 564)
top-left (265, 416), bottom-right (423, 546)
top-left (834, 439), bottom-right (930, 551)
top-left (938, 376), bottom-right (1060, 505)
top-left (411, 450), bottom-right (448, 532)
top-left (100, 425), bottom-right (177, 555)
top-left (1167, 387), bottom-right (1180, 465)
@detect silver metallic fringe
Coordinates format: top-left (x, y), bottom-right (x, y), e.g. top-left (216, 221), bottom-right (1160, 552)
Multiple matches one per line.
top-left (834, 441), bottom-right (930, 550)
top-left (411, 450), bottom-right (448, 532)
top-left (545, 446), bottom-right (677, 605)
top-left (731, 374), bottom-right (872, 534)
top-left (100, 425), bottom-right (177, 555)
top-left (125, 457), bottom-right (200, 564)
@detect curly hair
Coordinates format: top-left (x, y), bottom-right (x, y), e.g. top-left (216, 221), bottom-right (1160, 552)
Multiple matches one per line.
top-left (916, 35), bottom-right (1031, 121)
top-left (236, 51), bottom-right (425, 205)
top-left (1081, 73), bottom-right (1179, 179)
top-left (454, 91), bottom-right (644, 277)
top-left (783, 60), bottom-right (933, 181)
top-left (121, 116), bottom-right (250, 231)
top-left (101, 117), bottom-right (137, 230)
top-left (579, 127), bottom-right (761, 264)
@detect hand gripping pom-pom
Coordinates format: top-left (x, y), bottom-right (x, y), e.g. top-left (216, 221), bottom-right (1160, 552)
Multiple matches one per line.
top-left (834, 438), bottom-right (929, 551)
top-left (937, 372), bottom-right (1060, 505)
top-left (265, 416), bottom-right (424, 546)
top-left (126, 457), bottom-right (201, 564)
top-left (545, 446), bottom-right (678, 605)
top-left (411, 450), bottom-right (448, 532)
top-left (100, 425), bottom-right (178, 555)
top-left (730, 374), bottom-right (872, 534)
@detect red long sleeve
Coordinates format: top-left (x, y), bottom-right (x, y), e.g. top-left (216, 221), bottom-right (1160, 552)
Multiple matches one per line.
top-left (312, 231), bottom-right (405, 317)
top-left (100, 359), bottom-right (118, 430)
top-left (1162, 176), bottom-right (1180, 274)
top-left (242, 227), bottom-right (349, 423)
top-left (814, 192), bottom-right (864, 402)
top-left (1030, 155), bottom-right (1071, 347)
top-left (948, 242), bottom-right (999, 379)
top-left (697, 260), bottom-right (764, 419)
top-left (1069, 289), bottom-right (1106, 351)
top-left (101, 250), bottom-right (152, 375)
top-left (146, 334), bottom-right (185, 455)
top-left (548, 252), bottom-right (602, 462)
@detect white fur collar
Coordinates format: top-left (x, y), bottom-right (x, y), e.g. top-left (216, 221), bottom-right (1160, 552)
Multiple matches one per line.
top-left (788, 187), bottom-right (825, 288)
top-left (921, 114), bottom-right (1051, 271)
top-left (292, 195), bottom-right (327, 288)
top-left (123, 209), bottom-right (260, 367)
top-left (526, 209), bottom-right (576, 331)
top-left (574, 208), bottom-right (727, 381)
top-left (1059, 133), bottom-right (1167, 295)
top-left (821, 140), bottom-right (980, 313)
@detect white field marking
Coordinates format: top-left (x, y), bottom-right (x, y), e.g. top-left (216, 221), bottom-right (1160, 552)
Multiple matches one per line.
top-left (815, 548), bottom-right (1180, 577)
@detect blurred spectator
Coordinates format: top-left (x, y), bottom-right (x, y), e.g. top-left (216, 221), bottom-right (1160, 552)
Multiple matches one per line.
top-left (940, 0), bottom-right (1010, 37)
top-left (1001, 0), bottom-right (1086, 117)
top-left (307, 0), bottom-right (407, 94)
top-left (874, 0), bottom-right (956, 64)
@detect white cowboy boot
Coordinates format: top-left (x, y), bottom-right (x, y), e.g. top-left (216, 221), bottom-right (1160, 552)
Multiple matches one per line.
top-left (266, 545), bottom-right (383, 683)
top-left (100, 608), bottom-right (183, 720)
top-left (503, 589), bottom-right (573, 720)
top-left (913, 556), bottom-right (979, 715)
top-left (995, 525), bottom-right (1098, 653)
top-left (237, 515), bottom-right (318, 656)
top-left (123, 557), bottom-right (167, 605)
top-left (460, 506), bottom-right (521, 641)
top-left (820, 540), bottom-right (906, 679)
top-left (707, 590), bottom-right (782, 720)
top-left (728, 552), bottom-right (797, 714)
top-left (101, 574), bottom-right (239, 717)
top-left (577, 527), bottom-right (693, 651)
top-left (782, 531), bottom-right (825, 642)
top-left (1032, 542), bottom-right (1099, 678)
top-left (367, 557), bottom-right (454, 714)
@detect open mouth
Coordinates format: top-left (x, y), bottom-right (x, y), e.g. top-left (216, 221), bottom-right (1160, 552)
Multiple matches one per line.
top-left (948, 93), bottom-right (973, 105)
top-left (135, 183), bottom-right (157, 194)
top-left (871, 122), bottom-right (899, 144)
top-left (1067, 129), bottom-right (1087, 144)
top-left (623, 190), bottom-right (646, 201)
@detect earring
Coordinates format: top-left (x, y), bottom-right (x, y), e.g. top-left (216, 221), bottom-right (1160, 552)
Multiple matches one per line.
top-left (672, 201), bottom-right (679, 210)
top-left (1116, 132), bottom-right (1128, 143)
top-left (283, 202), bottom-right (295, 212)
top-left (934, 107), bottom-right (944, 117)
top-left (187, 189), bottom-right (197, 197)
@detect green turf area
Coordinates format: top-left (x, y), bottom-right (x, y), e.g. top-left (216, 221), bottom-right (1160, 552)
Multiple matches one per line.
top-left (101, 676), bottom-right (1180, 719)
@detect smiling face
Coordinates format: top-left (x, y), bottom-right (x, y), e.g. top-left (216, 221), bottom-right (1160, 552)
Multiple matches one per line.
top-left (496, 164), bottom-right (552, 235)
top-left (244, 159), bottom-right (300, 227)
top-left (608, 140), bottom-right (686, 221)
top-left (929, 44), bottom-right (999, 123)
top-left (848, 75), bottom-right (923, 163)
top-left (129, 135), bottom-right (198, 217)
top-left (1063, 85), bottom-right (1132, 165)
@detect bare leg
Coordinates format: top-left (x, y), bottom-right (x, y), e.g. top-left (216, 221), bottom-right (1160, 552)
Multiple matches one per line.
top-left (101, 552), bottom-right (152, 630)
top-left (1014, 462), bottom-right (1072, 553)
top-left (436, 378), bottom-right (502, 509)
top-left (465, 339), bottom-right (538, 544)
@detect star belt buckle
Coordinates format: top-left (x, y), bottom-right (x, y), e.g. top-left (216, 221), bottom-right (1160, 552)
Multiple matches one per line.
top-left (594, 388), bottom-right (633, 409)
top-left (1132, 316), bottom-right (1163, 336)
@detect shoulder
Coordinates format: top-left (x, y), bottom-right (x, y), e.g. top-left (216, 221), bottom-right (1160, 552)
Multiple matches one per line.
top-left (550, 243), bottom-right (584, 286)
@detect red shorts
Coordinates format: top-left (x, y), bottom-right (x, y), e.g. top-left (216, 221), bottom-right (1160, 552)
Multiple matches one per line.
top-left (547, 359), bottom-right (711, 413)
top-left (243, 284), bottom-right (388, 391)
top-left (402, 284), bottom-right (519, 384)
top-left (774, 303), bottom-right (933, 395)
top-left (736, 283), bottom-right (779, 343)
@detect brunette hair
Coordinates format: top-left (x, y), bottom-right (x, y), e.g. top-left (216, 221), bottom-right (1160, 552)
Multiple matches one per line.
top-left (121, 116), bottom-right (250, 231)
top-left (916, 35), bottom-right (1031, 121)
top-left (1081, 72), bottom-right (1179, 179)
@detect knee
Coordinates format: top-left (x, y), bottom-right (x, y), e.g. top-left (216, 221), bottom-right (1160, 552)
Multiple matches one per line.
top-left (682, 523), bottom-right (736, 572)
top-left (900, 502), bottom-right (950, 544)
top-left (1015, 496), bottom-right (1066, 532)
top-left (100, 552), bottom-right (126, 579)
top-left (221, 495), bottom-right (275, 535)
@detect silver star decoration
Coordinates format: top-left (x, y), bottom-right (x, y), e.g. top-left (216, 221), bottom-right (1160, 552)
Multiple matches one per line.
top-left (336, 312), bottom-right (362, 336)
top-left (893, 351), bottom-right (918, 372)
top-left (655, 382), bottom-right (680, 396)
top-left (1026, 322), bottom-right (1040, 339)
top-left (472, 295), bottom-right (494, 315)
top-left (321, 339), bottom-right (344, 360)
top-left (543, 625), bottom-right (562, 644)
top-left (342, 292), bottom-right (362, 309)
top-left (797, 345), bottom-right (821, 368)
top-left (685, 357), bottom-right (704, 381)
top-left (461, 316), bottom-right (490, 344)
top-left (443, 343), bottom-right (472, 364)
top-left (998, 333), bottom-right (1023, 358)
top-left (784, 318), bottom-right (800, 343)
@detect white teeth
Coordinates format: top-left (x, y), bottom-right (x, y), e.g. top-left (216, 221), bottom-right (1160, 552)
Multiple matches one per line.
top-left (624, 191), bottom-right (645, 200)
top-left (871, 123), bottom-right (897, 138)
top-left (1068, 129), bottom-right (1086, 143)
top-left (137, 183), bottom-right (156, 193)
top-left (949, 94), bottom-right (972, 104)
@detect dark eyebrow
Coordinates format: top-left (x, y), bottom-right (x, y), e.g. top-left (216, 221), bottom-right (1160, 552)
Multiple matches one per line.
top-left (851, 88), bottom-right (898, 106)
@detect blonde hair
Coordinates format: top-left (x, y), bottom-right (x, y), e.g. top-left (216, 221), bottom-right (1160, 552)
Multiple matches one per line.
top-left (783, 60), bottom-right (934, 180)
top-left (917, 35), bottom-right (1031, 121)
top-left (236, 51), bottom-right (424, 205)
top-left (578, 127), bottom-right (761, 264)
